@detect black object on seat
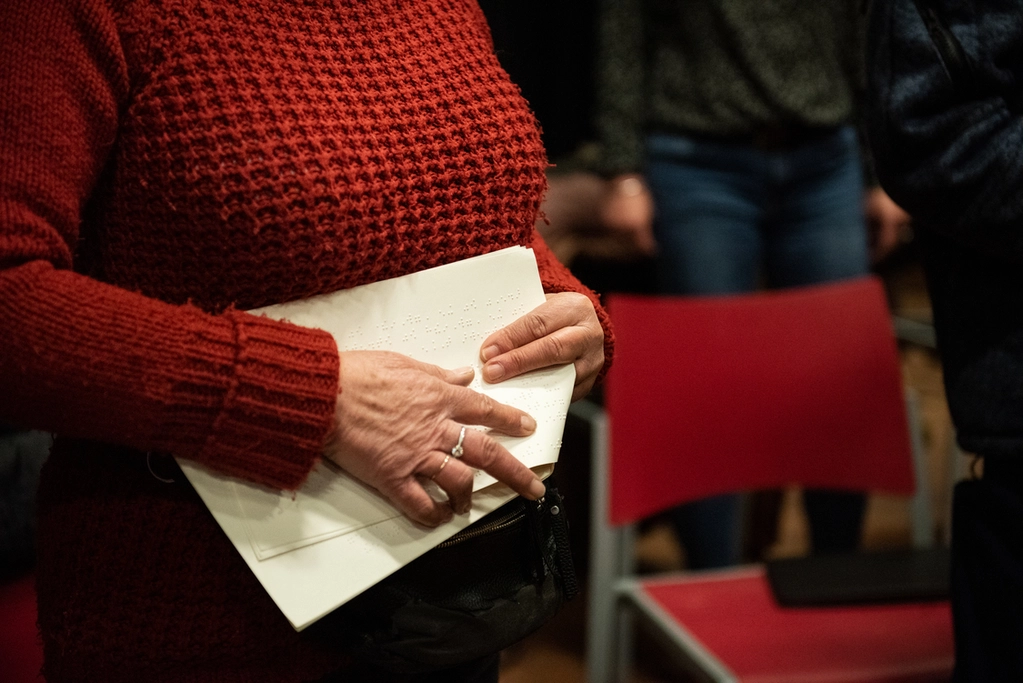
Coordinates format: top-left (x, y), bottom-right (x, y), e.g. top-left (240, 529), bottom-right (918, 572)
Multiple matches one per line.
top-left (766, 547), bottom-right (951, 606)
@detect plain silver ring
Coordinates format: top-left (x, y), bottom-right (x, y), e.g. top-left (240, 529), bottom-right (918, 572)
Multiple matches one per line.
top-left (451, 426), bottom-right (467, 458)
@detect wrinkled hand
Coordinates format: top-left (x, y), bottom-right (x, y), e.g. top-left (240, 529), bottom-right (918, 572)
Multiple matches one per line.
top-left (325, 351), bottom-right (546, 527)
top-left (480, 292), bottom-right (605, 402)
top-left (865, 187), bottom-right (912, 263)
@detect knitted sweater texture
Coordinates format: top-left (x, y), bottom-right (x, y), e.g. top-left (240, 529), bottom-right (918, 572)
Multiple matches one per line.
top-left (0, 1), bottom-right (611, 681)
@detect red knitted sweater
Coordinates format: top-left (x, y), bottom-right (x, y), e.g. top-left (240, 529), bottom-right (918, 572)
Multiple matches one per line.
top-left (0, 1), bottom-right (612, 681)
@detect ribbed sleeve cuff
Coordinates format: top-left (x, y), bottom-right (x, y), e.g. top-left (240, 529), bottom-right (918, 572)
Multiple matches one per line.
top-left (157, 310), bottom-right (340, 490)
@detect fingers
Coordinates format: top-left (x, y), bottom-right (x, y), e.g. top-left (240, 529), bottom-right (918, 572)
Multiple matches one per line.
top-left (480, 296), bottom-right (575, 366)
top-left (455, 427), bottom-right (547, 501)
top-left (403, 358), bottom-right (475, 386)
top-left (479, 293), bottom-right (604, 396)
top-left (444, 365), bottom-right (476, 386)
top-left (426, 388), bottom-right (545, 515)
top-left (482, 326), bottom-right (590, 383)
top-left (425, 421), bottom-right (546, 519)
top-left (327, 349), bottom-right (553, 529)
top-left (430, 461), bottom-right (475, 515)
top-left (447, 385), bottom-right (537, 436)
top-left (365, 449), bottom-right (473, 528)
top-left (386, 431), bottom-right (544, 526)
top-left (387, 476), bottom-right (454, 527)
top-left (571, 355), bottom-right (602, 402)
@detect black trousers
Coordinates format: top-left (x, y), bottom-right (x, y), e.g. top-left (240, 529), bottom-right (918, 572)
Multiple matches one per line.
top-left (951, 455), bottom-right (1022, 683)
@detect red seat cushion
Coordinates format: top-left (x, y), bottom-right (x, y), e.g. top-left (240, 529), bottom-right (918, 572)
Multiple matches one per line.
top-left (0, 573), bottom-right (44, 683)
top-left (640, 567), bottom-right (954, 683)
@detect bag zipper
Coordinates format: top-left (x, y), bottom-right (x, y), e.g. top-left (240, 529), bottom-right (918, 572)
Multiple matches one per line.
top-left (435, 503), bottom-right (531, 549)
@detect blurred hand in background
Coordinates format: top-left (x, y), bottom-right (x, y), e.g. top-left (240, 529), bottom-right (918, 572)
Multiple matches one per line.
top-left (865, 187), bottom-right (912, 263)
top-left (536, 171), bottom-right (656, 265)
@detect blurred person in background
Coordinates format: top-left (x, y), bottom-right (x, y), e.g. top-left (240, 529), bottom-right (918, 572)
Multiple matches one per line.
top-left (865, 1), bottom-right (1021, 680)
top-left (479, 0), bottom-right (659, 289)
top-left (593, 0), bottom-right (911, 568)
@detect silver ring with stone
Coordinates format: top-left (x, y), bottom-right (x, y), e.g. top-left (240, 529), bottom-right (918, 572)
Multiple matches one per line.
top-left (451, 426), bottom-right (466, 458)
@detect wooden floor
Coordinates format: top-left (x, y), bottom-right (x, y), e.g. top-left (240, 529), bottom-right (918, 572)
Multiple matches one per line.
top-left (498, 260), bottom-right (958, 683)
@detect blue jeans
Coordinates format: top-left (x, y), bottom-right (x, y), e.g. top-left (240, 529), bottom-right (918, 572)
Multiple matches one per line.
top-left (646, 127), bottom-right (869, 568)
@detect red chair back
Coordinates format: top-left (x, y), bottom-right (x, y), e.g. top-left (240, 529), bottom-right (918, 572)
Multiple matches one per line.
top-left (605, 276), bottom-right (914, 525)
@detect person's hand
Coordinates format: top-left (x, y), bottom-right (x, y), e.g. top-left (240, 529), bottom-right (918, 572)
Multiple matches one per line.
top-left (325, 351), bottom-right (546, 527)
top-left (598, 174), bottom-right (657, 256)
top-left (479, 292), bottom-right (605, 402)
top-left (864, 187), bottom-right (911, 263)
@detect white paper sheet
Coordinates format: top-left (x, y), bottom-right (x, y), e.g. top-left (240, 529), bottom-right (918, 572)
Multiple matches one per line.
top-left (176, 247), bottom-right (575, 630)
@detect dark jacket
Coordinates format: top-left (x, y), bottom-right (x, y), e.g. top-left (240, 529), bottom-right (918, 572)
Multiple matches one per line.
top-left (865, 0), bottom-right (1021, 458)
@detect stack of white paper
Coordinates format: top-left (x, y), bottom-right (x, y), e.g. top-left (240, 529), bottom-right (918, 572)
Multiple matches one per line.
top-left (177, 247), bottom-right (575, 630)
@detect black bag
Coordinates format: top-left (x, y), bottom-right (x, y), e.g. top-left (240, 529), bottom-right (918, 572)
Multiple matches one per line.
top-left (312, 482), bottom-right (577, 674)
